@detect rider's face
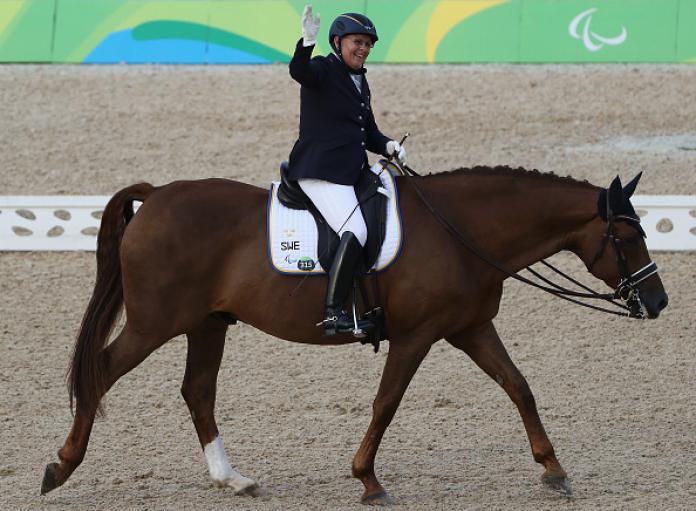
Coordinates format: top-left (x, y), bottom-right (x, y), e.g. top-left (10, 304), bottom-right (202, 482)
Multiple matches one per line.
top-left (337, 35), bottom-right (373, 71)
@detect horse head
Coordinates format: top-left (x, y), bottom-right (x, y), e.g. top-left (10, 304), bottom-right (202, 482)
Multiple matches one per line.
top-left (574, 173), bottom-right (668, 319)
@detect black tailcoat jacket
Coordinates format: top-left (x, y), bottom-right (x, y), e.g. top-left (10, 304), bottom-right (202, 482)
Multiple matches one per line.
top-left (287, 40), bottom-right (391, 185)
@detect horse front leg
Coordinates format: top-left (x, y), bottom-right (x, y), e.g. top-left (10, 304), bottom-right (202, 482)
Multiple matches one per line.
top-left (352, 338), bottom-right (432, 505)
top-left (181, 316), bottom-right (259, 496)
top-left (446, 321), bottom-right (572, 496)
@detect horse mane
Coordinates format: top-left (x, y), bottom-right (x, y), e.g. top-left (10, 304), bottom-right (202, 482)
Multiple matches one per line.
top-left (426, 165), bottom-right (600, 191)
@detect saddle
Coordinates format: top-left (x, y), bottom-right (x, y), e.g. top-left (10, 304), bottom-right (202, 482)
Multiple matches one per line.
top-left (277, 161), bottom-right (389, 273)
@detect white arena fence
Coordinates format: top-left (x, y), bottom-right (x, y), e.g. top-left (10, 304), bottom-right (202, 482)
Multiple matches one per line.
top-left (0, 195), bottom-right (695, 252)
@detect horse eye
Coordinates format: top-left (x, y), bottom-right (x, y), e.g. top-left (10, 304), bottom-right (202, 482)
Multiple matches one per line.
top-left (623, 236), bottom-right (641, 246)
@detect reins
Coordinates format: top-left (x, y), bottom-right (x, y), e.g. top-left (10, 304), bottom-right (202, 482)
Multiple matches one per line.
top-left (388, 159), bottom-right (638, 318)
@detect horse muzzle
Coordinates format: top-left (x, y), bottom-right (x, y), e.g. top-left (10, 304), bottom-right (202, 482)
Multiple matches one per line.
top-left (622, 286), bottom-right (668, 319)
top-left (614, 261), bottom-right (667, 319)
top-left (642, 290), bottom-right (669, 319)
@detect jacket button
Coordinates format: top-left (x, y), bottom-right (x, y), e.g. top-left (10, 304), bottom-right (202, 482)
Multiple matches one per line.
top-left (361, 102), bottom-right (365, 107)
top-left (358, 115), bottom-right (363, 120)
top-left (361, 142), bottom-right (366, 147)
top-left (360, 127), bottom-right (365, 131)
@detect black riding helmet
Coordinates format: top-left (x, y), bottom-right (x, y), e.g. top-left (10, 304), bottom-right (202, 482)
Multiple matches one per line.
top-left (329, 13), bottom-right (379, 54)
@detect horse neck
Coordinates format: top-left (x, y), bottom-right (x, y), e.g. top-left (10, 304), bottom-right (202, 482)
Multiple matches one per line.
top-left (422, 172), bottom-right (600, 272)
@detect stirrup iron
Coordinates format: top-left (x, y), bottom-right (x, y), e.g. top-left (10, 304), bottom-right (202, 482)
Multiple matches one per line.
top-left (351, 286), bottom-right (367, 339)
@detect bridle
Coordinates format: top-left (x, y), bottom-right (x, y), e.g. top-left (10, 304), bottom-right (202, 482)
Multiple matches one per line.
top-left (385, 159), bottom-right (659, 319)
top-left (584, 193), bottom-right (659, 318)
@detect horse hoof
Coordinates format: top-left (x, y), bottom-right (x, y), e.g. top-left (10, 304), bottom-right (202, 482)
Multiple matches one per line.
top-left (41, 463), bottom-right (61, 495)
top-left (361, 489), bottom-right (393, 506)
top-left (541, 473), bottom-right (573, 497)
top-left (236, 482), bottom-right (263, 497)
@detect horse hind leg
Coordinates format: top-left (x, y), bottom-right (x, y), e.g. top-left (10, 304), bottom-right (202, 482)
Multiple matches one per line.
top-left (42, 322), bottom-right (169, 495)
top-left (446, 322), bottom-right (572, 497)
top-left (181, 315), bottom-right (259, 496)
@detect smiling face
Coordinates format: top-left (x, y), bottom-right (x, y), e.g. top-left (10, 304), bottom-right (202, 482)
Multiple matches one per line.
top-left (334, 34), bottom-right (373, 71)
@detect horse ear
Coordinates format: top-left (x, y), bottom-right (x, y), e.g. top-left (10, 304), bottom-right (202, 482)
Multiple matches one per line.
top-left (607, 175), bottom-right (623, 214)
top-left (622, 171), bottom-right (642, 199)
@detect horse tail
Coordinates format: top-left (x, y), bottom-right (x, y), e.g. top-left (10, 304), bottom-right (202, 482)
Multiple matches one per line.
top-left (68, 183), bottom-right (155, 416)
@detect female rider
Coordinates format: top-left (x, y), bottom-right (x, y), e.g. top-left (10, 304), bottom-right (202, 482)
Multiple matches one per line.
top-left (287, 5), bottom-right (406, 336)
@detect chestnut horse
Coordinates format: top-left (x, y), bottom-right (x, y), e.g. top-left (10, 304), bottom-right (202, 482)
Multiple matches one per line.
top-left (42, 166), bottom-right (668, 504)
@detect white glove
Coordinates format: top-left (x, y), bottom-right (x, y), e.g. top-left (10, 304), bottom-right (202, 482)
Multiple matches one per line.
top-left (386, 140), bottom-right (407, 162)
top-left (302, 5), bottom-right (320, 47)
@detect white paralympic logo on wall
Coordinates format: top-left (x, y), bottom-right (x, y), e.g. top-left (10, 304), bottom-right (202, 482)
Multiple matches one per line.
top-left (569, 8), bottom-right (627, 52)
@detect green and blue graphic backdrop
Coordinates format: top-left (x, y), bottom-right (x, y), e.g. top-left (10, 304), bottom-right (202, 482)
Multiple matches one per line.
top-left (1, 0), bottom-right (695, 63)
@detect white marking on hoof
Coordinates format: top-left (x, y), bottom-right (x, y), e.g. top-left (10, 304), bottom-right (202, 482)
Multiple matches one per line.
top-left (204, 436), bottom-right (258, 494)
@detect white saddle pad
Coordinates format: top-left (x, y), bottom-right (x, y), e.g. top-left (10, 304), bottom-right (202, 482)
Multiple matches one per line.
top-left (267, 161), bottom-right (403, 275)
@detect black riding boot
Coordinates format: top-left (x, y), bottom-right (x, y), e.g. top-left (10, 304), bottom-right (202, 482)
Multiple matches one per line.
top-left (321, 231), bottom-right (365, 336)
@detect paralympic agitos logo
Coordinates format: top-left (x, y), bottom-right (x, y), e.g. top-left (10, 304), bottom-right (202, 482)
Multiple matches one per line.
top-left (569, 8), bottom-right (627, 52)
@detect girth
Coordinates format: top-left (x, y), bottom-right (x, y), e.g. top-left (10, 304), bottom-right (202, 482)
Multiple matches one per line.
top-left (277, 161), bottom-right (388, 273)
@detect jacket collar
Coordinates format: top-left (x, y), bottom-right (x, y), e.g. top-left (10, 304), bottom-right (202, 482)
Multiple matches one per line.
top-left (330, 53), bottom-right (368, 99)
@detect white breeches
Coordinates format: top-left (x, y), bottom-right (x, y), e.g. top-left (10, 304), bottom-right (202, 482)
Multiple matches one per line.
top-left (298, 178), bottom-right (368, 247)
